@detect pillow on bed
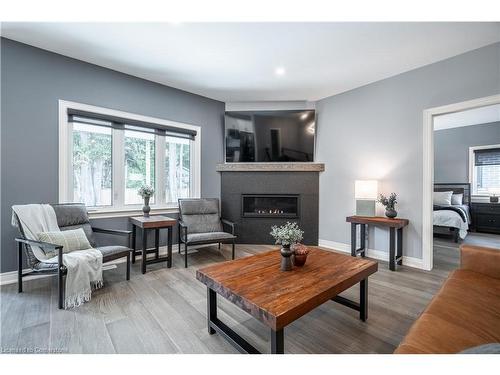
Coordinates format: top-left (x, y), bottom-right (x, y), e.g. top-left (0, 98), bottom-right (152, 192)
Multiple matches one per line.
top-left (433, 191), bottom-right (453, 205)
top-left (451, 193), bottom-right (463, 205)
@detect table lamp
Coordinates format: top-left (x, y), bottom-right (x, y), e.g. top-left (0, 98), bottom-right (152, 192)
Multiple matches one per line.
top-left (355, 180), bottom-right (378, 216)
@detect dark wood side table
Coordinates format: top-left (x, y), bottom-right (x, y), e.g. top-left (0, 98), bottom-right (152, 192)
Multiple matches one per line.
top-left (130, 215), bottom-right (177, 274)
top-left (346, 216), bottom-right (409, 271)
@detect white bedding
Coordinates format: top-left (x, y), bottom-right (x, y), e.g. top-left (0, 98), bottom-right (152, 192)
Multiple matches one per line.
top-left (433, 210), bottom-right (469, 239)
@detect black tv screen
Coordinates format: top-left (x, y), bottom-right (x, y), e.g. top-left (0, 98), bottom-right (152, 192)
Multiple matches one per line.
top-left (225, 110), bottom-right (315, 163)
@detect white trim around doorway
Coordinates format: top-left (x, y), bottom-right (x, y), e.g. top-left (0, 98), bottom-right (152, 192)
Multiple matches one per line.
top-left (422, 94), bottom-right (500, 271)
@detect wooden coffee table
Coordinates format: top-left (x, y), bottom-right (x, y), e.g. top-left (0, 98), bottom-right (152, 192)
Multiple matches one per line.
top-left (196, 247), bottom-right (378, 354)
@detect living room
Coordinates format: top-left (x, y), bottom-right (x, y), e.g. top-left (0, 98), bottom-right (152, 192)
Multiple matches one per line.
top-left (1, 1), bottom-right (499, 373)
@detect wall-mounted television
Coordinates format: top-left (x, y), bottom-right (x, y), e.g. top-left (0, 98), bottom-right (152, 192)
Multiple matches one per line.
top-left (224, 110), bottom-right (316, 163)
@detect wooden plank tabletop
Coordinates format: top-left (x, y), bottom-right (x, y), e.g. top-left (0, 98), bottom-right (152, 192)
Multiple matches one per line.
top-left (196, 247), bottom-right (378, 330)
top-left (130, 215), bottom-right (177, 228)
top-left (346, 215), bottom-right (409, 228)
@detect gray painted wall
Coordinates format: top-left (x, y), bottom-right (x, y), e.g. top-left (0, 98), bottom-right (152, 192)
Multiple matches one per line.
top-left (434, 122), bottom-right (500, 183)
top-left (1, 38), bottom-right (225, 273)
top-left (316, 42), bottom-right (500, 259)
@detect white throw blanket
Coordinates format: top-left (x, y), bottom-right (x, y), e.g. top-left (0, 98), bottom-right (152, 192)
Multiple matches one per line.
top-left (12, 204), bottom-right (103, 309)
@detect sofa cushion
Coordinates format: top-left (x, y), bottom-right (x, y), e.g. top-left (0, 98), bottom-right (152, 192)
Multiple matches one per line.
top-left (38, 228), bottom-right (93, 258)
top-left (394, 313), bottom-right (494, 354)
top-left (52, 204), bottom-right (90, 226)
top-left (182, 214), bottom-right (223, 234)
top-left (460, 343), bottom-right (500, 354)
top-left (186, 232), bottom-right (236, 244)
top-left (179, 199), bottom-right (223, 234)
top-left (96, 245), bottom-right (130, 259)
top-left (395, 269), bottom-right (500, 354)
top-left (32, 246), bottom-right (129, 272)
top-left (52, 204), bottom-right (97, 247)
top-left (448, 269), bottom-right (500, 297)
top-left (179, 198), bottom-right (219, 215)
top-left (424, 278), bottom-right (500, 343)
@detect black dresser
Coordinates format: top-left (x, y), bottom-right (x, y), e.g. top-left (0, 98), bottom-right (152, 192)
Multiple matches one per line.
top-left (471, 202), bottom-right (500, 234)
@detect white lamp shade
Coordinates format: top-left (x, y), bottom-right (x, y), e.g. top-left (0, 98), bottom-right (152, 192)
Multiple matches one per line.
top-left (355, 180), bottom-right (378, 200)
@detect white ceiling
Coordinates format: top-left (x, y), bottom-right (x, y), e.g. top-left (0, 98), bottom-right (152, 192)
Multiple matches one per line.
top-left (434, 104), bottom-right (500, 131)
top-left (2, 22), bottom-right (500, 102)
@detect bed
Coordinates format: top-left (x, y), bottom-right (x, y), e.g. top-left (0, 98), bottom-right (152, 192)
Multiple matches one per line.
top-left (433, 183), bottom-right (471, 242)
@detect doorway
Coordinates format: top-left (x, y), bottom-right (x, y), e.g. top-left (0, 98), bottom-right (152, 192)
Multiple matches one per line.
top-left (422, 94), bottom-right (500, 270)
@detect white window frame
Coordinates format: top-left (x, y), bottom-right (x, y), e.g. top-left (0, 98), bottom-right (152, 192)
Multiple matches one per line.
top-left (58, 100), bottom-right (201, 218)
top-left (469, 143), bottom-right (500, 197)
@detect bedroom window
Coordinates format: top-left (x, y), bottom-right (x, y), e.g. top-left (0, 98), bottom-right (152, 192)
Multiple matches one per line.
top-left (471, 145), bottom-right (500, 196)
top-left (59, 101), bottom-right (201, 215)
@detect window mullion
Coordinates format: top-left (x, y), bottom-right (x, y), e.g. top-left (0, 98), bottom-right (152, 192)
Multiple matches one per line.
top-left (156, 135), bottom-right (166, 206)
top-left (67, 121), bottom-right (74, 202)
top-left (113, 128), bottom-right (125, 208)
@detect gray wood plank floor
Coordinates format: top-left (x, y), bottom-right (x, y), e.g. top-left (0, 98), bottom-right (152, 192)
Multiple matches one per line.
top-left (1, 242), bottom-right (464, 354)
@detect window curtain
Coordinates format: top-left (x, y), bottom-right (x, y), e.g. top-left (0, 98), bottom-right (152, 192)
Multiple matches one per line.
top-left (475, 148), bottom-right (500, 166)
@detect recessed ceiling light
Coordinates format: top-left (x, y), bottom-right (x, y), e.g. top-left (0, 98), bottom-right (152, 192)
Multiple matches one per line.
top-left (300, 113), bottom-right (308, 120)
top-left (275, 67), bottom-right (286, 76)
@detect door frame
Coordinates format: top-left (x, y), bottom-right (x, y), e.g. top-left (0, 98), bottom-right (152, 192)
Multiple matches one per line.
top-left (422, 94), bottom-right (500, 270)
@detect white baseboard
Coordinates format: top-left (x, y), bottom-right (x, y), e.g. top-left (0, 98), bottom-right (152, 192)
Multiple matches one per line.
top-left (0, 243), bottom-right (224, 286)
top-left (318, 239), bottom-right (425, 270)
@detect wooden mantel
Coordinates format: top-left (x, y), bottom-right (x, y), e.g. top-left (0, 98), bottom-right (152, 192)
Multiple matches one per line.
top-left (216, 162), bottom-right (325, 172)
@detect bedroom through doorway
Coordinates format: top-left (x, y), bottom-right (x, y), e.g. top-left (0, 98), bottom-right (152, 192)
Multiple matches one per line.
top-left (432, 102), bottom-right (500, 269)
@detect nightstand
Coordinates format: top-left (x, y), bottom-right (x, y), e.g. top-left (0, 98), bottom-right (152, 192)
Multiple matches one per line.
top-left (470, 202), bottom-right (500, 234)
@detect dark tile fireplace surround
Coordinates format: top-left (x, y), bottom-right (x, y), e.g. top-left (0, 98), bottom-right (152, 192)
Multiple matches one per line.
top-left (218, 163), bottom-right (324, 245)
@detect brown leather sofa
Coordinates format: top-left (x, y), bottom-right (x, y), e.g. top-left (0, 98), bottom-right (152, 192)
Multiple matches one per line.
top-left (395, 244), bottom-right (500, 353)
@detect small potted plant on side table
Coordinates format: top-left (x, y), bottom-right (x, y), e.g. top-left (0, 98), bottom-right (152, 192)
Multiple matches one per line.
top-left (378, 192), bottom-right (398, 218)
top-left (270, 222), bottom-right (304, 271)
top-left (138, 185), bottom-right (154, 217)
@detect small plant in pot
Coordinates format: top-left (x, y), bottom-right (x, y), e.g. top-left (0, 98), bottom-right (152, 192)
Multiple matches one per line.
top-left (292, 243), bottom-right (310, 267)
top-left (138, 184), bottom-right (154, 217)
top-left (270, 222), bottom-right (304, 271)
top-left (378, 192), bottom-right (398, 218)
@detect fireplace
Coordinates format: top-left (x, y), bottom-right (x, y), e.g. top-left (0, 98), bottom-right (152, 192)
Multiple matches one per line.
top-left (219, 166), bottom-right (322, 245)
top-left (242, 194), bottom-right (299, 218)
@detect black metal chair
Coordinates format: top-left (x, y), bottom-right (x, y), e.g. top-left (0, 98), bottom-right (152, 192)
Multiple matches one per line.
top-left (13, 203), bottom-right (133, 309)
top-left (178, 198), bottom-right (236, 268)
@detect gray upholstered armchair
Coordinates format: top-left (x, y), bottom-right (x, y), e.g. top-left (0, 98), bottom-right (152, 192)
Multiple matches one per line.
top-left (13, 203), bottom-right (132, 309)
top-left (178, 198), bottom-right (236, 268)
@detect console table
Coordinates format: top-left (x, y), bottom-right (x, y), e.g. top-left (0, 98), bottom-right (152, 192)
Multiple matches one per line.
top-left (346, 216), bottom-right (409, 271)
top-left (130, 215), bottom-right (177, 274)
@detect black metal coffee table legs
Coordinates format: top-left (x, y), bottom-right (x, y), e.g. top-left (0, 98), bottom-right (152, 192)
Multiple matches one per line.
top-left (205, 280), bottom-right (368, 354)
top-left (207, 287), bottom-right (284, 354)
top-left (331, 278), bottom-right (368, 321)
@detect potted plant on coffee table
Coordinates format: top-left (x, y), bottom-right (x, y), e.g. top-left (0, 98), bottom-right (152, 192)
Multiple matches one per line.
top-left (270, 222), bottom-right (304, 271)
top-left (292, 243), bottom-right (310, 267)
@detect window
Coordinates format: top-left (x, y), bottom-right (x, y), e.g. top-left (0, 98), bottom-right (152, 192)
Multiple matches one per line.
top-left (165, 136), bottom-right (191, 203)
top-left (59, 101), bottom-right (200, 214)
top-left (124, 130), bottom-right (156, 205)
top-left (470, 145), bottom-right (500, 196)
